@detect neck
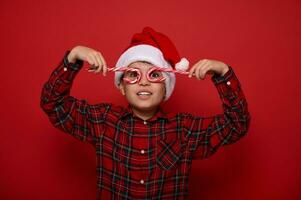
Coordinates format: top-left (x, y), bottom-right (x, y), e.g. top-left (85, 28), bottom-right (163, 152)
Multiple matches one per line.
top-left (131, 106), bottom-right (159, 121)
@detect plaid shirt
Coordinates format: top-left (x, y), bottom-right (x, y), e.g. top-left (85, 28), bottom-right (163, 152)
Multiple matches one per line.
top-left (40, 51), bottom-right (250, 200)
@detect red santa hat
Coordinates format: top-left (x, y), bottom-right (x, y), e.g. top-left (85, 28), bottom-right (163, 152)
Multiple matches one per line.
top-left (115, 26), bottom-right (189, 100)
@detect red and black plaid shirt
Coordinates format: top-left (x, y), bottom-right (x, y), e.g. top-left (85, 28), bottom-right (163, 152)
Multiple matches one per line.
top-left (40, 51), bottom-right (250, 200)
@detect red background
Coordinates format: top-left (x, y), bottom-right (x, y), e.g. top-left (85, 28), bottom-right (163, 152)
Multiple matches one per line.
top-left (0, 0), bottom-right (299, 199)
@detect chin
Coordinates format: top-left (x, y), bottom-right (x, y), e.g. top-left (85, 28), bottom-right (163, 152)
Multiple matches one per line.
top-left (133, 103), bottom-right (158, 111)
top-left (130, 100), bottom-right (161, 111)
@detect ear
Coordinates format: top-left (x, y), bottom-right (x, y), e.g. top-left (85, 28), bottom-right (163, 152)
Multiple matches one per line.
top-left (119, 82), bottom-right (126, 96)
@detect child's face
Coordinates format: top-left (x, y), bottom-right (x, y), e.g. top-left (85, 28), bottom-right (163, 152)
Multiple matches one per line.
top-left (119, 61), bottom-right (166, 112)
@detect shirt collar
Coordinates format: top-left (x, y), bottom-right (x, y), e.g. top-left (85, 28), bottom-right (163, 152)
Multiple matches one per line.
top-left (119, 104), bottom-right (169, 122)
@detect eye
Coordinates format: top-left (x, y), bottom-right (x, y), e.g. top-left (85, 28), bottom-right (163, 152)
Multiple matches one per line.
top-left (149, 71), bottom-right (162, 78)
top-left (126, 71), bottom-right (139, 78)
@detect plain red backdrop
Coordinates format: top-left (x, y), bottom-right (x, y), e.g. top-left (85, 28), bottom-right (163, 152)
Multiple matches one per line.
top-left (0, 0), bottom-right (299, 199)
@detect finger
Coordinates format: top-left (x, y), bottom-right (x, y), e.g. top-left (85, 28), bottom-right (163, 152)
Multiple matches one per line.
top-left (87, 64), bottom-right (98, 71)
top-left (188, 63), bottom-right (198, 77)
top-left (85, 66), bottom-right (94, 72)
top-left (87, 55), bottom-right (97, 66)
top-left (90, 55), bottom-right (100, 73)
top-left (94, 54), bottom-right (103, 74)
top-left (199, 67), bottom-right (206, 79)
top-left (88, 64), bottom-right (98, 70)
top-left (195, 66), bottom-right (202, 80)
top-left (102, 64), bottom-right (108, 76)
top-left (188, 66), bottom-right (194, 78)
top-left (189, 59), bottom-right (208, 78)
top-left (98, 52), bottom-right (107, 67)
top-left (199, 64), bottom-right (210, 79)
top-left (86, 57), bottom-right (97, 73)
top-left (98, 52), bottom-right (108, 76)
top-left (196, 60), bottom-right (210, 79)
top-left (194, 62), bottom-right (205, 80)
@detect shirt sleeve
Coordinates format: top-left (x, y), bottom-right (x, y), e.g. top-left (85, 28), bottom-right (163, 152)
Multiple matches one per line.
top-left (40, 51), bottom-right (110, 145)
top-left (182, 66), bottom-right (251, 159)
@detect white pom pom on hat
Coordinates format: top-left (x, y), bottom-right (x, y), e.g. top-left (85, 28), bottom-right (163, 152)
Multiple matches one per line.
top-left (115, 26), bottom-right (189, 101)
top-left (175, 58), bottom-right (189, 71)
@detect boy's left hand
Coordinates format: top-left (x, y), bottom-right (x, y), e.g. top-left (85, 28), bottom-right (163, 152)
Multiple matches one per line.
top-left (188, 59), bottom-right (229, 80)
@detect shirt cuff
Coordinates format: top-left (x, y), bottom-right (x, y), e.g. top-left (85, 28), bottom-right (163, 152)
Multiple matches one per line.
top-left (62, 50), bottom-right (84, 72)
top-left (211, 66), bottom-right (242, 98)
top-left (50, 51), bottom-right (84, 84)
top-left (211, 66), bottom-right (233, 84)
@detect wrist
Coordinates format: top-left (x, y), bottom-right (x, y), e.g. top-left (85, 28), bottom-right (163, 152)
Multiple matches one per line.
top-left (220, 64), bottom-right (229, 76)
top-left (67, 47), bottom-right (78, 63)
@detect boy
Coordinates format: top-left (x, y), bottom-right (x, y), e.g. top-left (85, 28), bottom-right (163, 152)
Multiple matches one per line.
top-left (40, 27), bottom-right (250, 199)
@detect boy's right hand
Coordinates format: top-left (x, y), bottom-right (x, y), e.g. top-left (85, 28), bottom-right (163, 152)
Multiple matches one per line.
top-left (67, 46), bottom-right (108, 76)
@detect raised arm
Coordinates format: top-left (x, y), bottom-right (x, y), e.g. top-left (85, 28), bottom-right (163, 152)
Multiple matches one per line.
top-left (40, 47), bottom-right (110, 145)
top-left (182, 60), bottom-right (251, 159)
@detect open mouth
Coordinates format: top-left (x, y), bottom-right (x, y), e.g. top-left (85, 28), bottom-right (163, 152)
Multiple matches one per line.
top-left (137, 91), bottom-right (153, 96)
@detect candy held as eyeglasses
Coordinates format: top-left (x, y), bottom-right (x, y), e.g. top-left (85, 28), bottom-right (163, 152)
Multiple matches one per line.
top-left (107, 66), bottom-right (189, 84)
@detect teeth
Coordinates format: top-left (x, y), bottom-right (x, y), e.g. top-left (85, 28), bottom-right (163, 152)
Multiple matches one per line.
top-left (137, 92), bottom-right (152, 96)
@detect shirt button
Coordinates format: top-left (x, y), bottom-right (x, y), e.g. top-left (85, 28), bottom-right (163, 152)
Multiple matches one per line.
top-left (143, 121), bottom-right (147, 125)
top-left (141, 150), bottom-right (145, 154)
top-left (63, 67), bottom-right (67, 71)
top-left (140, 179), bottom-right (144, 184)
top-left (226, 81), bottom-right (231, 86)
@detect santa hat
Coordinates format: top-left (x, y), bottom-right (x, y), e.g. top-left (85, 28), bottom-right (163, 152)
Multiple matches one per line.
top-left (115, 26), bottom-right (189, 100)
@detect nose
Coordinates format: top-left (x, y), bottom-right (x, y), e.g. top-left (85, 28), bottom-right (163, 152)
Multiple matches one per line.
top-left (138, 72), bottom-right (150, 86)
